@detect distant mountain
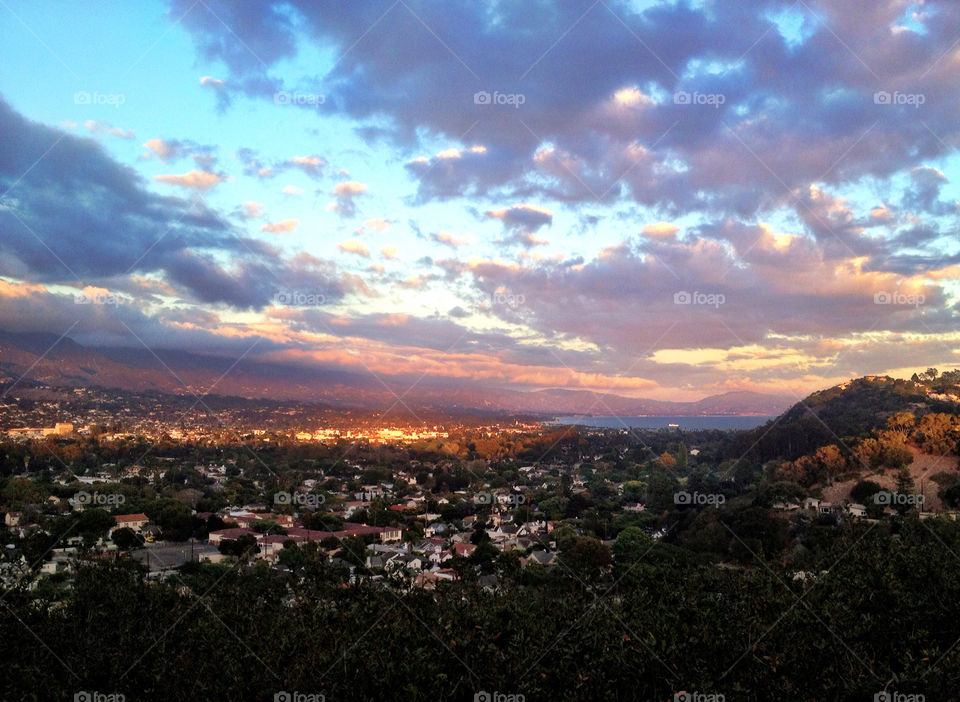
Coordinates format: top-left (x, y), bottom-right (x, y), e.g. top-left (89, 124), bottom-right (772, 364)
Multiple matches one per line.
top-left (0, 329), bottom-right (794, 416)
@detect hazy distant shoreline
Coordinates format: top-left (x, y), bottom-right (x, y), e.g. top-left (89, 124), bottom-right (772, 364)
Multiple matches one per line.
top-left (550, 415), bottom-right (776, 430)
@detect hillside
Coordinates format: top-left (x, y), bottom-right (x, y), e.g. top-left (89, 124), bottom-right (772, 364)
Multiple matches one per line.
top-left (727, 374), bottom-right (960, 463)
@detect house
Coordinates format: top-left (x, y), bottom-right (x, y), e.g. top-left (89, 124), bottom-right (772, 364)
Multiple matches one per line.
top-left (388, 554), bottom-right (422, 571)
top-left (112, 513), bottom-right (149, 533)
top-left (452, 542), bottom-right (476, 558)
top-left (524, 550), bottom-right (556, 567)
top-left (208, 527), bottom-right (256, 545)
top-left (285, 523), bottom-right (402, 543)
top-left (478, 574), bottom-right (499, 592)
top-left (772, 501), bottom-right (801, 511)
top-left (367, 555), bottom-right (388, 569)
top-left (258, 535), bottom-right (295, 562)
top-left (340, 501), bottom-right (366, 518)
top-left (425, 522), bottom-right (453, 538)
top-left (237, 512), bottom-right (294, 528)
top-left (416, 538), bottom-right (445, 554)
top-left (847, 503), bottom-right (867, 518)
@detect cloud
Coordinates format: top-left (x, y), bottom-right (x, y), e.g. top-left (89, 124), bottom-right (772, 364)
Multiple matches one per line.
top-left (328, 180), bottom-right (367, 217)
top-left (84, 120), bottom-right (135, 139)
top-left (499, 230), bottom-right (549, 248)
top-left (355, 218), bottom-right (391, 235)
top-left (643, 222), bottom-right (680, 238)
top-left (487, 203), bottom-right (553, 231)
top-left (430, 231), bottom-right (471, 248)
top-left (0, 98), bottom-right (354, 311)
top-left (381, 245), bottom-right (398, 259)
top-left (241, 201), bottom-right (264, 219)
top-left (143, 138), bottom-right (180, 161)
top-left (172, 0), bottom-right (960, 217)
top-left (153, 169), bottom-right (224, 191)
top-left (260, 219), bottom-right (299, 233)
top-left (338, 239), bottom-right (370, 257)
top-left (142, 137), bottom-right (217, 165)
top-left (288, 155), bottom-right (325, 177)
top-left (199, 75), bottom-right (230, 109)
top-left (282, 184), bottom-right (303, 196)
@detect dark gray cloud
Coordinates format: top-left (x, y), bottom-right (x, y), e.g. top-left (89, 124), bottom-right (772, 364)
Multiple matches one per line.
top-left (0, 98), bottom-right (351, 310)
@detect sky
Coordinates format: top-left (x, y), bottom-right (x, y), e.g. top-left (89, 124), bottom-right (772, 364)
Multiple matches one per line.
top-left (0, 0), bottom-right (958, 403)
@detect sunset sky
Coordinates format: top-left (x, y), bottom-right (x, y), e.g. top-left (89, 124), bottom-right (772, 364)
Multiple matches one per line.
top-left (0, 0), bottom-right (958, 402)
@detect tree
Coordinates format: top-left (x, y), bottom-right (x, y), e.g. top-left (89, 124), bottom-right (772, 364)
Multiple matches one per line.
top-left (854, 438), bottom-right (884, 470)
top-left (914, 413), bottom-right (957, 454)
top-left (644, 468), bottom-right (680, 512)
top-left (252, 520), bottom-right (286, 536)
top-left (887, 411), bottom-right (916, 437)
top-left (111, 527), bottom-right (143, 550)
top-left (559, 536), bottom-right (611, 580)
top-left (895, 467), bottom-right (915, 495)
top-left (657, 452), bottom-right (677, 470)
top-left (813, 445), bottom-right (847, 483)
top-left (942, 484), bottom-right (960, 509)
top-left (276, 541), bottom-right (306, 571)
top-left (470, 518), bottom-right (490, 545)
top-left (850, 480), bottom-right (882, 504)
top-left (337, 535), bottom-right (370, 568)
top-left (76, 509), bottom-right (116, 545)
top-left (613, 527), bottom-right (653, 570)
top-left (218, 534), bottom-right (259, 559)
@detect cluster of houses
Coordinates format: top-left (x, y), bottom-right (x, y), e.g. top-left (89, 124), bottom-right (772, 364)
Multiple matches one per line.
top-left (87, 476), bottom-right (562, 586)
top-left (6, 423), bottom-right (75, 439)
top-left (771, 496), bottom-right (958, 520)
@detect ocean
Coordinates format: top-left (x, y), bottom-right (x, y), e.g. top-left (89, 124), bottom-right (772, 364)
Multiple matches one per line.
top-left (550, 415), bottom-right (775, 430)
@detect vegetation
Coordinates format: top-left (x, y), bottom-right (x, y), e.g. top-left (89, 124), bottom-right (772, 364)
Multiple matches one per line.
top-left (1, 518), bottom-right (960, 700)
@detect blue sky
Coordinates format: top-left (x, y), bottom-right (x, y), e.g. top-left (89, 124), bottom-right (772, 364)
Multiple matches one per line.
top-left (0, 0), bottom-right (958, 402)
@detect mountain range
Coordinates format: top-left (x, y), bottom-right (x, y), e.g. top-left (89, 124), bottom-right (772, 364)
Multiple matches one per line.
top-left (0, 330), bottom-right (793, 416)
